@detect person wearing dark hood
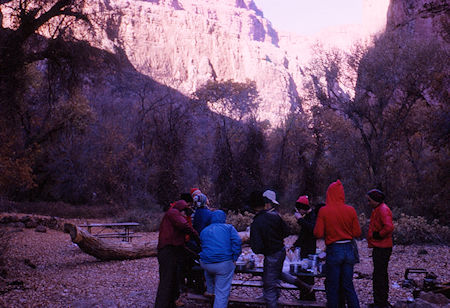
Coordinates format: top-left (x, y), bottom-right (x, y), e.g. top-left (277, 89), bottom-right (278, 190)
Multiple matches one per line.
top-left (314, 180), bottom-right (361, 308)
top-left (199, 210), bottom-right (242, 308)
top-left (293, 195), bottom-right (317, 301)
top-left (155, 200), bottom-right (200, 308)
top-left (367, 189), bottom-right (394, 308)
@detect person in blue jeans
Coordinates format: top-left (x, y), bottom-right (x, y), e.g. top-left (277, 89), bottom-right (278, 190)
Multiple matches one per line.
top-left (199, 210), bottom-right (242, 308)
top-left (314, 180), bottom-right (361, 308)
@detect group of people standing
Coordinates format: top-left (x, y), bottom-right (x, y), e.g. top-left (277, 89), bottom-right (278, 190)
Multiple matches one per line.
top-left (154, 180), bottom-right (394, 308)
top-left (155, 188), bottom-right (242, 308)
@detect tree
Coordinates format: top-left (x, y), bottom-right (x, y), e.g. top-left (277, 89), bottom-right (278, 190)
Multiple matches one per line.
top-left (0, 0), bottom-right (90, 199)
top-left (305, 33), bottom-right (449, 218)
top-left (193, 80), bottom-right (263, 210)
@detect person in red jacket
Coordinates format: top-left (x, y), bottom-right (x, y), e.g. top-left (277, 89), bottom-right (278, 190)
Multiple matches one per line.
top-left (155, 200), bottom-right (200, 308)
top-left (367, 189), bottom-right (394, 308)
top-left (314, 180), bottom-right (361, 308)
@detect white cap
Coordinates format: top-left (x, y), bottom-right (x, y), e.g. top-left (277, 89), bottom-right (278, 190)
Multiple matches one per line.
top-left (262, 190), bottom-right (279, 205)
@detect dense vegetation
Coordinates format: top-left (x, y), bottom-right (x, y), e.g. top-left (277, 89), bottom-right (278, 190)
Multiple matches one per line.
top-left (0, 1), bottom-right (448, 231)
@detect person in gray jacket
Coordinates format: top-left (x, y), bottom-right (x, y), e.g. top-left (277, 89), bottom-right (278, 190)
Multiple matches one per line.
top-left (199, 210), bottom-right (242, 308)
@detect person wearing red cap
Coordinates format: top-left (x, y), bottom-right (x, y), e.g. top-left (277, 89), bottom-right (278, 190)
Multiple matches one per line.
top-left (314, 180), bottom-right (361, 308)
top-left (293, 195), bottom-right (317, 300)
top-left (155, 200), bottom-right (200, 308)
top-left (367, 189), bottom-right (394, 308)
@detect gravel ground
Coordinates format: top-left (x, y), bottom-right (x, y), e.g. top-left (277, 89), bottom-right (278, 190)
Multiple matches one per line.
top-left (1, 226), bottom-right (449, 307)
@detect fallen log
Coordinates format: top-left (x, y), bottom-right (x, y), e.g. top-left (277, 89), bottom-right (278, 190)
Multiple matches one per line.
top-left (64, 223), bottom-right (157, 261)
top-left (64, 223), bottom-right (251, 261)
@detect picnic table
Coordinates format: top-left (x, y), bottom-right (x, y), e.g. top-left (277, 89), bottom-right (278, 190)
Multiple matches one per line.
top-left (187, 262), bottom-right (326, 307)
top-left (78, 222), bottom-right (141, 242)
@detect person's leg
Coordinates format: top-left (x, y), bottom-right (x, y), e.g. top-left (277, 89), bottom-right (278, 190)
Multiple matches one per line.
top-left (263, 249), bottom-right (285, 308)
top-left (325, 244), bottom-right (344, 308)
top-left (373, 247), bottom-right (392, 307)
top-left (299, 276), bottom-right (315, 300)
top-left (155, 246), bottom-right (178, 308)
top-left (212, 260), bottom-right (235, 308)
top-left (200, 261), bottom-right (215, 295)
top-left (341, 243), bottom-right (360, 308)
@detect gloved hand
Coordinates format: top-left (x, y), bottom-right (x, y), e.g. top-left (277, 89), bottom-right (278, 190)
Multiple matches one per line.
top-left (294, 212), bottom-right (302, 220)
top-left (372, 231), bottom-right (382, 240)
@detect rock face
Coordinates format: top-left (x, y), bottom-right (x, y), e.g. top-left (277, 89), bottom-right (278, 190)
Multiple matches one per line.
top-left (7, 0), bottom-right (444, 124)
top-left (386, 0), bottom-right (449, 42)
top-left (74, 0), bottom-right (390, 125)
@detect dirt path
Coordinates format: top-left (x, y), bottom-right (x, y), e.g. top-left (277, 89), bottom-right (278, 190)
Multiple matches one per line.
top-left (1, 226), bottom-right (449, 307)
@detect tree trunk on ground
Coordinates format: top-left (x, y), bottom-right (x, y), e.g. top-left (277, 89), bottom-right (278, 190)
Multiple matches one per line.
top-left (64, 223), bottom-right (251, 261)
top-left (63, 223), bottom-right (157, 261)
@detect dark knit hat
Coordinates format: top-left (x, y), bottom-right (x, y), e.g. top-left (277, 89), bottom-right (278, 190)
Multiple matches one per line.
top-left (367, 189), bottom-right (385, 203)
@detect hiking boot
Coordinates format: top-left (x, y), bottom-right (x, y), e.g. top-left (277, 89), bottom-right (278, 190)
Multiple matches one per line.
top-left (294, 278), bottom-right (314, 294)
top-left (175, 298), bottom-right (185, 307)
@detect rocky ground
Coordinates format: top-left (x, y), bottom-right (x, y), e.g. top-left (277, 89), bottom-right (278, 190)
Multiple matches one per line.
top-left (0, 217), bottom-right (449, 307)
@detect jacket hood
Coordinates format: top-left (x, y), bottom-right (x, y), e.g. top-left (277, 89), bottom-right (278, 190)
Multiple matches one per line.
top-left (210, 210), bottom-right (226, 224)
top-left (326, 180), bottom-right (345, 206)
top-left (173, 200), bottom-right (188, 211)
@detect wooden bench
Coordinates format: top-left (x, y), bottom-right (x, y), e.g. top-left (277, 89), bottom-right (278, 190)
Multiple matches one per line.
top-left (78, 222), bottom-right (141, 242)
top-left (232, 279), bottom-right (325, 293)
top-left (186, 293), bottom-right (326, 307)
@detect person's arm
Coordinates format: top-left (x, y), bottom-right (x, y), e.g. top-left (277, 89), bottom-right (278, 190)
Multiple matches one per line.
top-left (169, 210), bottom-right (200, 244)
top-left (280, 216), bottom-right (290, 238)
top-left (250, 222), bottom-right (264, 254)
top-left (313, 208), bottom-right (325, 239)
top-left (377, 205), bottom-right (394, 238)
top-left (297, 212), bottom-right (316, 233)
top-left (230, 226), bottom-right (242, 261)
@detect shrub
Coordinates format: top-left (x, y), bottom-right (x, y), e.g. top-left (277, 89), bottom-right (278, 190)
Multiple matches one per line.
top-left (115, 208), bottom-right (164, 232)
top-left (225, 210), bottom-right (301, 234)
top-left (358, 213), bottom-right (369, 239)
top-left (281, 213), bottom-right (300, 235)
top-left (226, 211), bottom-right (254, 231)
top-left (394, 214), bottom-right (450, 245)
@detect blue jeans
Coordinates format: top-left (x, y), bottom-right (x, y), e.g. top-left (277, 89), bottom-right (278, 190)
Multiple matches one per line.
top-left (325, 242), bottom-right (360, 308)
top-left (263, 249), bottom-right (286, 308)
top-left (200, 260), bottom-right (235, 308)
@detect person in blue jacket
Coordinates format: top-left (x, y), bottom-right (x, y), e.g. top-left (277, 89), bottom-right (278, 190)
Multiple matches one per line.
top-left (193, 193), bottom-right (212, 234)
top-left (199, 210), bottom-right (242, 308)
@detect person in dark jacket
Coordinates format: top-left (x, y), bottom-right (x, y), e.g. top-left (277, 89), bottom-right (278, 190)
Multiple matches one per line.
top-left (155, 200), bottom-right (200, 308)
top-left (200, 210), bottom-right (242, 308)
top-left (250, 190), bottom-right (296, 308)
top-left (314, 180), bottom-right (361, 308)
top-left (367, 189), bottom-right (394, 308)
top-left (293, 195), bottom-right (317, 300)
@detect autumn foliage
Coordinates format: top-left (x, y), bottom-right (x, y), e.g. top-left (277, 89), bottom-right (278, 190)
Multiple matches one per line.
top-left (0, 1), bottom-right (448, 238)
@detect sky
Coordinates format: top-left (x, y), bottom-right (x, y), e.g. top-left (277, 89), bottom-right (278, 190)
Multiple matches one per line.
top-left (253, 0), bottom-right (363, 35)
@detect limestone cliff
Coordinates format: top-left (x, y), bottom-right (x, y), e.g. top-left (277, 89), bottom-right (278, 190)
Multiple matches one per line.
top-left (72, 0), bottom-right (392, 125)
top-left (1, 0), bottom-right (409, 125)
top-left (386, 0), bottom-right (449, 42)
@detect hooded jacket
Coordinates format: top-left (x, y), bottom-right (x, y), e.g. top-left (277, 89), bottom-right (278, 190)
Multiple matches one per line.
top-left (313, 180), bottom-right (361, 245)
top-left (199, 210), bottom-right (242, 264)
top-left (368, 203), bottom-right (394, 248)
top-left (157, 200), bottom-right (199, 250)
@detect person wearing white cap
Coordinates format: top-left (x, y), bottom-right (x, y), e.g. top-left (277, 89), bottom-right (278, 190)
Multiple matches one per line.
top-left (249, 190), bottom-right (312, 308)
top-left (262, 190), bottom-right (280, 214)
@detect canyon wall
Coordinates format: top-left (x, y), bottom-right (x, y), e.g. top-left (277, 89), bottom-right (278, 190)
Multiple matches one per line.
top-left (74, 0), bottom-right (392, 125)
